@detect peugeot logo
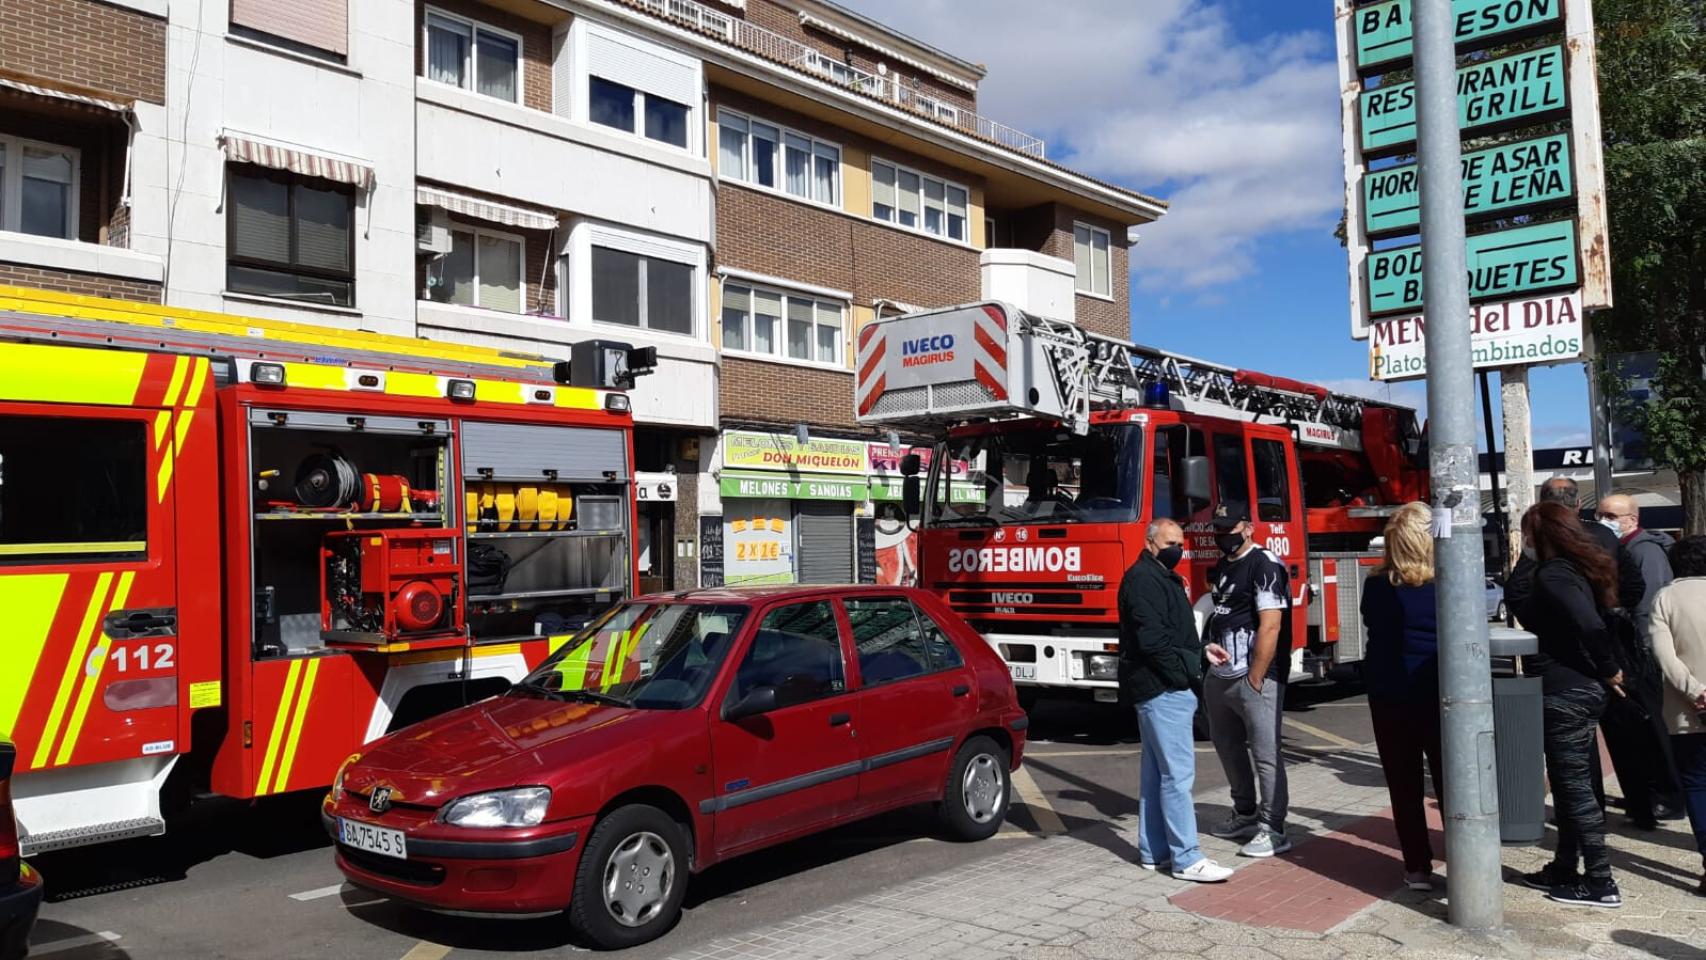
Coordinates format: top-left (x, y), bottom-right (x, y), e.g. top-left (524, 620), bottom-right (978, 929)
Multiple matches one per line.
top-left (369, 786), bottom-right (393, 814)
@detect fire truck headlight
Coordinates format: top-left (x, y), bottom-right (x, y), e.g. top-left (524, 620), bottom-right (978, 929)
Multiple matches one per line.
top-left (251, 362), bottom-right (287, 386)
top-left (1086, 654), bottom-right (1119, 681)
top-left (604, 393), bottom-right (631, 413)
top-left (441, 787), bottom-right (552, 828)
top-left (446, 379), bottom-right (477, 402)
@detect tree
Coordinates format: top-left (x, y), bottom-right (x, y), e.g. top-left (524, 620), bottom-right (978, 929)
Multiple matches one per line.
top-left (1593, 0), bottom-right (1706, 534)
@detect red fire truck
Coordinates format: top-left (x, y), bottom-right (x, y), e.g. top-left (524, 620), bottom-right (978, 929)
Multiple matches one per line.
top-left (0, 287), bottom-right (648, 854)
top-left (855, 302), bottom-right (1429, 700)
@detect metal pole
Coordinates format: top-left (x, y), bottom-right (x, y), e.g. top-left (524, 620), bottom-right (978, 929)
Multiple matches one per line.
top-left (1584, 332), bottom-right (1616, 502)
top-left (1501, 367), bottom-right (1534, 578)
top-left (1413, 0), bottom-right (1503, 931)
top-left (1479, 372), bottom-right (1507, 576)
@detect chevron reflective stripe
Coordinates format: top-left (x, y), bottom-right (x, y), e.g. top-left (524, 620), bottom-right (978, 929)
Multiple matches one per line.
top-left (0, 574), bottom-right (70, 759)
top-left (32, 572), bottom-right (114, 769)
top-left (155, 357), bottom-right (209, 503)
top-left (256, 660), bottom-right (305, 795)
top-left (55, 570), bottom-right (134, 766)
top-left (271, 658), bottom-right (320, 794)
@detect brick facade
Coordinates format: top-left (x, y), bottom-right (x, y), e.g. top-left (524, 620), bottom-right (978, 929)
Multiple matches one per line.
top-left (1017, 203), bottom-right (1130, 339)
top-left (418, 0), bottom-right (557, 114)
top-left (721, 356), bottom-right (857, 431)
top-left (739, 0), bottom-right (975, 113)
top-left (0, 0), bottom-right (166, 104)
top-left (0, 263), bottom-right (159, 302)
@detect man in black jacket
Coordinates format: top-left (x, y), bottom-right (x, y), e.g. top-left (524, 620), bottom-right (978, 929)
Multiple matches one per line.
top-left (1118, 518), bottom-right (1231, 883)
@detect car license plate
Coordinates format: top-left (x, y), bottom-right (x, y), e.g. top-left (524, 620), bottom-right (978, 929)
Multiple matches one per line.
top-left (339, 818), bottom-right (407, 860)
top-left (1009, 664), bottom-right (1037, 681)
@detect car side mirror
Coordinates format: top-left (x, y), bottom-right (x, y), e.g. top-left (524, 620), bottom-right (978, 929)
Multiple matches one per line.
top-left (1182, 455), bottom-right (1211, 505)
top-left (902, 475), bottom-right (922, 515)
top-left (899, 453), bottom-right (922, 477)
top-left (724, 685), bottom-right (779, 722)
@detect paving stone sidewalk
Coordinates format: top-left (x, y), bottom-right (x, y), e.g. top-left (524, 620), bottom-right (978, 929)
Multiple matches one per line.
top-left (665, 742), bottom-right (1706, 960)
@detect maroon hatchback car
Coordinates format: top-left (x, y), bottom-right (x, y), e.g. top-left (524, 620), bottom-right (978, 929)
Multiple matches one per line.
top-left (324, 586), bottom-right (1027, 949)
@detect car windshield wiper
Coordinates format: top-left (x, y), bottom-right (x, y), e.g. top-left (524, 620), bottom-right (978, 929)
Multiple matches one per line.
top-left (509, 677), bottom-right (567, 699)
top-left (557, 689), bottom-right (632, 708)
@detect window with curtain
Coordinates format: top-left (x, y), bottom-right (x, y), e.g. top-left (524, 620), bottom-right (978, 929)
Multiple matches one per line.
top-left (720, 282), bottom-right (843, 365)
top-left (591, 246), bottom-right (694, 335)
top-left (424, 9), bottom-right (521, 104)
top-left (716, 109), bottom-right (839, 205)
top-left (0, 137), bottom-right (78, 240)
top-left (227, 167), bottom-right (355, 307)
top-left (870, 157), bottom-right (969, 242)
top-left (1074, 222), bottom-right (1112, 297)
top-left (426, 224), bottom-right (523, 313)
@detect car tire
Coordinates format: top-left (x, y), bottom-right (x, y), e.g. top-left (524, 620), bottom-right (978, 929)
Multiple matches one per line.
top-left (568, 804), bottom-right (689, 950)
top-left (937, 735), bottom-right (1011, 841)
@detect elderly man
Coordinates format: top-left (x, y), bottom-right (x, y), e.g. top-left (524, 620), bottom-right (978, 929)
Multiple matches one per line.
top-left (1118, 518), bottom-right (1231, 883)
top-left (1597, 493), bottom-right (1675, 625)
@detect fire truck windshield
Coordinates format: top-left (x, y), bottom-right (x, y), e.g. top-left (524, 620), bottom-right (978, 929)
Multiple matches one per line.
top-left (930, 423), bottom-right (1142, 527)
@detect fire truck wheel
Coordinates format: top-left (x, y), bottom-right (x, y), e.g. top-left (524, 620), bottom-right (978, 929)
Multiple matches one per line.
top-left (937, 735), bottom-right (1010, 841)
top-left (568, 803), bottom-right (689, 950)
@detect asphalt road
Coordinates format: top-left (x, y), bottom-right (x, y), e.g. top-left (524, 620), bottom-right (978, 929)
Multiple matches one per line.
top-left (26, 680), bottom-right (1377, 960)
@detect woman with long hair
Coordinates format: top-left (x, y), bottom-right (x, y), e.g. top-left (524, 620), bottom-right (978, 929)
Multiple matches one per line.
top-left (1515, 500), bottom-right (1628, 908)
top-left (1361, 502), bottom-right (1444, 890)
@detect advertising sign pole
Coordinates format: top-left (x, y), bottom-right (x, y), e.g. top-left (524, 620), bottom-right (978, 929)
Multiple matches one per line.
top-left (1501, 366), bottom-right (1535, 575)
top-left (1412, 0), bottom-right (1503, 931)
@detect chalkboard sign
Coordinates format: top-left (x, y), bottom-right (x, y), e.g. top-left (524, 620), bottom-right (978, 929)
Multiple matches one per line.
top-left (856, 518), bottom-right (877, 585)
top-left (699, 516), bottom-right (724, 588)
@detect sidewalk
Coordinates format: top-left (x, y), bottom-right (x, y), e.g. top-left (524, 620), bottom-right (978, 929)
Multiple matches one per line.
top-left (663, 741), bottom-right (1706, 960)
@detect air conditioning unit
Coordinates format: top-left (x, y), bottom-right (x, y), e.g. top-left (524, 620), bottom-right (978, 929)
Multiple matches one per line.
top-left (416, 207), bottom-right (452, 255)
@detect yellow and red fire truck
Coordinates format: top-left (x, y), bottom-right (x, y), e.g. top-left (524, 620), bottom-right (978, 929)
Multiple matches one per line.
top-left (0, 287), bottom-right (648, 854)
top-left (856, 302), bottom-right (1431, 697)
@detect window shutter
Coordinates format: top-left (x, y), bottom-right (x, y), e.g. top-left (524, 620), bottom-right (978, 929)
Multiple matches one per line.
top-left (721, 283), bottom-right (751, 316)
top-left (232, 0), bottom-right (348, 56)
top-left (229, 173), bottom-right (290, 264)
top-left (795, 502), bottom-right (853, 584)
top-left (477, 235), bottom-right (522, 313)
top-left (586, 24), bottom-right (696, 108)
top-left (294, 183), bottom-right (351, 273)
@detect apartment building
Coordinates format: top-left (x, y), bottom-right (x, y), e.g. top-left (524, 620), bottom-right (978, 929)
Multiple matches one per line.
top-left (0, 0), bottom-right (1164, 591)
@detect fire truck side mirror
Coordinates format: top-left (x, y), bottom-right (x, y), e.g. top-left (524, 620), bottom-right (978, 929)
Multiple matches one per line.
top-left (899, 454), bottom-right (922, 477)
top-left (1183, 455), bottom-right (1211, 505)
top-left (902, 476), bottom-right (922, 516)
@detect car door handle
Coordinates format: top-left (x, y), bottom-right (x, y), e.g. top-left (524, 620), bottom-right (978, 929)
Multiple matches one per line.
top-left (829, 712), bottom-right (852, 727)
top-left (951, 684), bottom-right (971, 698)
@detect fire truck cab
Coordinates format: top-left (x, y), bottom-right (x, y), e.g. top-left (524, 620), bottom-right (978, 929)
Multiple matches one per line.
top-left (0, 287), bottom-right (647, 854)
top-left (856, 301), bottom-right (1428, 700)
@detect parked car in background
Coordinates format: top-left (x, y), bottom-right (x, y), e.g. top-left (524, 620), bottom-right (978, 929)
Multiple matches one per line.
top-left (324, 586), bottom-right (1027, 949)
top-left (1, 738), bottom-right (42, 960)
top-left (1486, 577), bottom-right (1507, 622)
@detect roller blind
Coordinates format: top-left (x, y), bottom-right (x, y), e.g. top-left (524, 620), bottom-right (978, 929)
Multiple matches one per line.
top-left (232, 0), bottom-right (348, 56)
top-left (586, 24), bottom-right (696, 109)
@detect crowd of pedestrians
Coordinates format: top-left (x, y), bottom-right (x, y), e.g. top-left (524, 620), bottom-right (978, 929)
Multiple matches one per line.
top-left (1116, 484), bottom-right (1706, 909)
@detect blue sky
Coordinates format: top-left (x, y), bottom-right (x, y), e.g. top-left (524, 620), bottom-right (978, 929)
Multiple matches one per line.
top-left (843, 0), bottom-right (1595, 449)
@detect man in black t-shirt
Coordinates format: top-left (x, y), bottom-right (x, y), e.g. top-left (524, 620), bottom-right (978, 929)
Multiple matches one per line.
top-left (1202, 514), bottom-right (1293, 858)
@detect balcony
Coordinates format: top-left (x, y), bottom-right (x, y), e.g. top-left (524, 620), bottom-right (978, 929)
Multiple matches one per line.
top-left (617, 0), bottom-right (1047, 159)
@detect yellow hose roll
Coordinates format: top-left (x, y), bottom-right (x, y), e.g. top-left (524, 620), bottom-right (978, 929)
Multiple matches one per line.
top-left (537, 487), bottom-right (558, 530)
top-left (466, 490), bottom-right (479, 534)
top-left (557, 485), bottom-right (574, 529)
top-left (479, 483), bottom-right (497, 531)
top-left (516, 485), bottom-right (538, 531)
top-left (496, 484), bottom-right (516, 531)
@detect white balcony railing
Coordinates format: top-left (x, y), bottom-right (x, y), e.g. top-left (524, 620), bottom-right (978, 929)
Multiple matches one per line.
top-left (625, 0), bottom-right (1047, 159)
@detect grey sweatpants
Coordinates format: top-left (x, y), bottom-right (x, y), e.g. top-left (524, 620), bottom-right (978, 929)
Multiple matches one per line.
top-left (1204, 672), bottom-right (1289, 833)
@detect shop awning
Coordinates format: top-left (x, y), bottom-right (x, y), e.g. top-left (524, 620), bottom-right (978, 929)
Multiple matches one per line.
top-left (220, 132), bottom-right (375, 191)
top-left (0, 75), bottom-right (131, 114)
top-left (416, 184), bottom-right (559, 231)
top-left (721, 471), bottom-right (868, 501)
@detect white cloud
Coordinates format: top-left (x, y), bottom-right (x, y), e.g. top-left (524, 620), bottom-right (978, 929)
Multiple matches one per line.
top-left (838, 0), bottom-right (1345, 289)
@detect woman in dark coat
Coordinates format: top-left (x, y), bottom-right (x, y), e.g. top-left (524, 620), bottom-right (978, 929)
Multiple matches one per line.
top-left (1515, 501), bottom-right (1628, 909)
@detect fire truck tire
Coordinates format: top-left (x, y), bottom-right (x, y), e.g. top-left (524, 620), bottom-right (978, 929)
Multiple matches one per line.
top-left (568, 803), bottom-right (689, 950)
top-left (937, 735), bottom-right (1010, 841)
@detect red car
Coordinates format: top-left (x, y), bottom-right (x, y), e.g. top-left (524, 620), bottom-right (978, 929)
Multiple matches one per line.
top-left (325, 586), bottom-right (1027, 949)
top-left (0, 738), bottom-right (42, 960)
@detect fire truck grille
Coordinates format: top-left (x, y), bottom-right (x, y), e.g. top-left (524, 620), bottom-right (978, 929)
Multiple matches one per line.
top-left (868, 386), bottom-right (928, 416)
top-left (339, 845), bottom-right (447, 886)
top-left (929, 381), bottom-right (991, 407)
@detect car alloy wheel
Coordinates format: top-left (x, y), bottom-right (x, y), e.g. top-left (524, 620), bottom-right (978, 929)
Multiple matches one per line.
top-left (602, 830), bottom-right (675, 928)
top-left (961, 752), bottom-right (1005, 824)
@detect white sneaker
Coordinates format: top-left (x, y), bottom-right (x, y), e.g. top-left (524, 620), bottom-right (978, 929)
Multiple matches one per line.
top-left (1239, 830), bottom-right (1293, 858)
top-left (1172, 858), bottom-right (1234, 883)
top-left (1208, 813), bottom-right (1261, 840)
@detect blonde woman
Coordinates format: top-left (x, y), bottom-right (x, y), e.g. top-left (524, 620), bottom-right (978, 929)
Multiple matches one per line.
top-left (1359, 502), bottom-right (1444, 890)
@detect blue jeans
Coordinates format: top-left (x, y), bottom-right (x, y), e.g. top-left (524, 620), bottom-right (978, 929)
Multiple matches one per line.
top-left (1670, 732), bottom-right (1706, 872)
top-left (1136, 688), bottom-right (1203, 870)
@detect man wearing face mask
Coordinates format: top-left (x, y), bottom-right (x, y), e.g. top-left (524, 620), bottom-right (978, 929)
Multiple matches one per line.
top-left (1202, 513), bottom-right (1293, 858)
top-left (1118, 518), bottom-right (1232, 882)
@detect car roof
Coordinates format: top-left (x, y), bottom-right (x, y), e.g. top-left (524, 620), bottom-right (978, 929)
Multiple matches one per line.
top-left (635, 584), bottom-right (927, 605)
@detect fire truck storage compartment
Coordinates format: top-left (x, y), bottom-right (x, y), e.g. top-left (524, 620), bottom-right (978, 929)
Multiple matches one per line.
top-left (247, 409), bottom-right (452, 658)
top-left (460, 420), bottom-right (630, 641)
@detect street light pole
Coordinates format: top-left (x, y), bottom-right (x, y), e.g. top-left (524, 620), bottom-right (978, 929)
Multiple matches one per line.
top-left (1412, 0), bottom-right (1504, 932)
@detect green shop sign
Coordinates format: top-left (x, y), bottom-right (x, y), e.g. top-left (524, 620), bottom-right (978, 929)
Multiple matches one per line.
top-left (1359, 44), bottom-right (1566, 155)
top-left (1367, 219), bottom-right (1578, 316)
top-left (721, 471), bottom-right (868, 501)
top-left (1363, 133), bottom-right (1573, 236)
top-left (869, 477), bottom-right (986, 504)
top-left (1354, 0), bottom-right (1563, 73)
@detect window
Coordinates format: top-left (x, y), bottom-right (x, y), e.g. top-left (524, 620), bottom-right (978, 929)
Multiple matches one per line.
top-left (733, 601), bottom-right (846, 708)
top-left (717, 109), bottom-right (839, 205)
top-left (231, 0), bottom-right (348, 58)
top-left (521, 601), bottom-right (750, 709)
top-left (721, 281), bottom-right (843, 365)
top-left (227, 168), bottom-right (355, 307)
top-left (915, 606), bottom-right (964, 669)
top-left (940, 424), bottom-right (1143, 526)
top-left (425, 10), bottom-right (520, 103)
top-left (591, 246), bottom-right (693, 334)
top-left (1213, 434), bottom-right (1251, 523)
top-left (0, 137), bottom-right (78, 240)
top-left (1252, 438), bottom-right (1293, 523)
top-left (1074, 222), bottom-right (1112, 297)
top-left (1152, 425), bottom-right (1208, 522)
top-left (845, 598), bottom-right (931, 685)
top-left (0, 415), bottom-right (146, 562)
top-left (590, 77), bottom-right (690, 149)
top-left (871, 158), bottom-right (968, 242)
top-left (427, 224), bottom-right (523, 313)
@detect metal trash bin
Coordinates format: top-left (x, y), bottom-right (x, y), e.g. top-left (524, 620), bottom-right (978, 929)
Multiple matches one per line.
top-left (1490, 627), bottom-right (1544, 843)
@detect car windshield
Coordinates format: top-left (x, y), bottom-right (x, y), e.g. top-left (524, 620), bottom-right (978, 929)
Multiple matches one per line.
top-left (513, 602), bottom-right (750, 710)
top-left (932, 423), bottom-right (1142, 526)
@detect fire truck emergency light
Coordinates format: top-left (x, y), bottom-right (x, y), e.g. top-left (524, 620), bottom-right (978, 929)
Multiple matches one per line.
top-left (446, 379), bottom-right (476, 402)
top-left (252, 362), bottom-right (286, 386)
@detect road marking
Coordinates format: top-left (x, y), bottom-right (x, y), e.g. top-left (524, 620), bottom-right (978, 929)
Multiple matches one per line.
top-left (288, 883), bottom-right (347, 901)
top-left (1011, 763), bottom-right (1066, 835)
top-left (32, 932), bottom-right (121, 956)
top-left (1285, 718), bottom-right (1365, 749)
top-left (398, 943), bottom-right (453, 960)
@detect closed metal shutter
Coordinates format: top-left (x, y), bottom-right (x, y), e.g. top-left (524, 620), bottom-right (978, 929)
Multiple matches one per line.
top-left (795, 501), bottom-right (853, 584)
top-left (461, 421), bottom-right (628, 482)
top-left (586, 25), bottom-right (697, 107)
top-left (232, 0), bottom-right (348, 56)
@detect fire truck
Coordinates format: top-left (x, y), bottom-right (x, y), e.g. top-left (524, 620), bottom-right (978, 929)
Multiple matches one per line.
top-left (0, 286), bottom-right (649, 854)
top-left (855, 301), bottom-right (1429, 699)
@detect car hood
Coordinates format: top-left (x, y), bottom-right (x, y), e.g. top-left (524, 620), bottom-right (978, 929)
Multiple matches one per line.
top-left (342, 693), bottom-right (654, 805)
